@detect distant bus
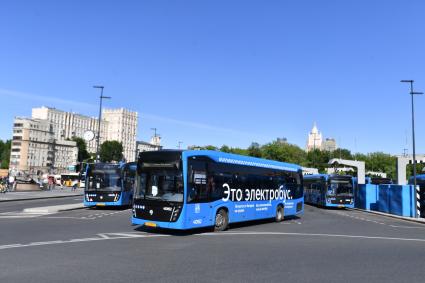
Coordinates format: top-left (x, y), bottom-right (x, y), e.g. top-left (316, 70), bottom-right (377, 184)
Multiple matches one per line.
top-left (84, 162), bottom-right (137, 207)
top-left (132, 150), bottom-right (304, 231)
top-left (304, 174), bottom-right (354, 208)
top-left (61, 173), bottom-right (80, 187)
top-left (365, 177), bottom-right (393, 185)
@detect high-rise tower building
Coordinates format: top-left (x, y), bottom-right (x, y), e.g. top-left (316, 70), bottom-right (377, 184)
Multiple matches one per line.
top-left (306, 123), bottom-right (323, 152)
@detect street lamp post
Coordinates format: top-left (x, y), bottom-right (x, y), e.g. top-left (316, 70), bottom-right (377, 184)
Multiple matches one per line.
top-left (93, 86), bottom-right (111, 161)
top-left (401, 80), bottom-right (423, 187)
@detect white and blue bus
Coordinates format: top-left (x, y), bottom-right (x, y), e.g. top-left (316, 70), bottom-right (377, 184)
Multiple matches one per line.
top-left (304, 174), bottom-right (354, 208)
top-left (132, 150), bottom-right (304, 231)
top-left (84, 162), bottom-right (137, 207)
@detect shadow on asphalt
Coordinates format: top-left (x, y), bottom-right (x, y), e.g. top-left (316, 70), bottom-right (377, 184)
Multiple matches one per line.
top-left (87, 206), bottom-right (131, 211)
top-left (304, 203), bottom-right (348, 211)
top-left (133, 215), bottom-right (302, 236)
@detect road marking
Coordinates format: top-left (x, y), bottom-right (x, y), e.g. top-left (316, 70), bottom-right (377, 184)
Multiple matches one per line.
top-left (0, 232), bottom-right (168, 251)
top-left (2, 230), bottom-right (425, 252)
top-left (329, 211), bottom-right (425, 229)
top-left (199, 231), bottom-right (425, 243)
top-left (0, 211), bottom-right (52, 218)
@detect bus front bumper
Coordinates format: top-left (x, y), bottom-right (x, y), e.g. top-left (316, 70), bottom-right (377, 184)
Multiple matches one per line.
top-left (131, 217), bottom-right (184, 230)
top-left (84, 200), bottom-right (123, 207)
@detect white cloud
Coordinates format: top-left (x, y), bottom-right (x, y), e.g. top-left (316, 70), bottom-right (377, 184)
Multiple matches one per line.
top-left (0, 88), bottom-right (96, 109)
top-left (141, 113), bottom-right (257, 137)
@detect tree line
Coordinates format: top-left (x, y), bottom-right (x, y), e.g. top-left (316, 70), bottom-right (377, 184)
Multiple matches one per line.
top-left (72, 137), bottom-right (124, 163)
top-left (189, 141), bottom-right (425, 179)
top-left (0, 140), bottom-right (11, 169)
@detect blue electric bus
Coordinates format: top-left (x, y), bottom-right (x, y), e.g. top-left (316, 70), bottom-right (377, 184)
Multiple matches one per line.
top-left (304, 174), bottom-right (354, 208)
top-left (364, 176), bottom-right (393, 185)
top-left (84, 162), bottom-right (137, 207)
top-left (352, 176), bottom-right (393, 187)
top-left (132, 150), bottom-right (304, 231)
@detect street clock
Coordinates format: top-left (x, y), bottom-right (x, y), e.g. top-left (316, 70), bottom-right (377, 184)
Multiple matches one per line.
top-left (83, 130), bottom-right (95, 142)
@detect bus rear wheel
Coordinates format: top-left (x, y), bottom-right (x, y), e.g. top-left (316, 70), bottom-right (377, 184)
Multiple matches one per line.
top-left (275, 205), bottom-right (284, 222)
top-left (214, 209), bottom-right (229, 232)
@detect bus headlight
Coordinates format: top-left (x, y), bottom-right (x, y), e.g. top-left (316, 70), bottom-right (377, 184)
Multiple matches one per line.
top-left (171, 206), bottom-right (182, 221)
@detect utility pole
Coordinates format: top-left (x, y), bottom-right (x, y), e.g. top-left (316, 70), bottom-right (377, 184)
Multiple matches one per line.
top-left (401, 80), bottom-right (423, 187)
top-left (178, 141), bottom-right (183, 150)
top-left (151, 128), bottom-right (158, 138)
top-left (93, 86), bottom-right (111, 161)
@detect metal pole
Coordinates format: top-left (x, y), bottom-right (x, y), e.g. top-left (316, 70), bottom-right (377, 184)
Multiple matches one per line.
top-left (96, 86), bottom-right (104, 160)
top-left (401, 80), bottom-right (423, 218)
top-left (410, 81), bottom-right (417, 188)
top-left (93, 86), bottom-right (110, 161)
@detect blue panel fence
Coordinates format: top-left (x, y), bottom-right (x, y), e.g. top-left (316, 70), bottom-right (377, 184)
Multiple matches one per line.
top-left (354, 184), bottom-right (417, 218)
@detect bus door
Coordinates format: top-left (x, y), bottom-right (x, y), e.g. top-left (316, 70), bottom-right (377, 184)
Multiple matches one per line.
top-left (186, 159), bottom-right (212, 227)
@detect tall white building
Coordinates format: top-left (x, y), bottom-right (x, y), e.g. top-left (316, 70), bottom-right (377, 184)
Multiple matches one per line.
top-left (323, 138), bottom-right (337, 152)
top-left (306, 123), bottom-right (338, 152)
top-left (31, 106), bottom-right (138, 161)
top-left (306, 123), bottom-right (323, 152)
top-left (10, 117), bottom-right (78, 173)
top-left (103, 108), bottom-right (138, 162)
top-left (32, 106), bottom-right (107, 153)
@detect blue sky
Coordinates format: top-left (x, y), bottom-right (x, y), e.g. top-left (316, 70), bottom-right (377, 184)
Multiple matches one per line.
top-left (0, 0), bottom-right (424, 154)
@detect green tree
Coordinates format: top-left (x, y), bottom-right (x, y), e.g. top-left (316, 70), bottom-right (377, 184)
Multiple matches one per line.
top-left (247, 142), bottom-right (262, 158)
top-left (187, 145), bottom-right (218, 151)
top-left (0, 140), bottom-right (11, 169)
top-left (99, 141), bottom-right (123, 162)
top-left (261, 141), bottom-right (306, 165)
top-left (365, 152), bottom-right (396, 179)
top-left (220, 145), bottom-right (231, 153)
top-left (330, 148), bottom-right (353, 160)
top-left (306, 149), bottom-right (329, 172)
top-left (72, 137), bottom-right (90, 162)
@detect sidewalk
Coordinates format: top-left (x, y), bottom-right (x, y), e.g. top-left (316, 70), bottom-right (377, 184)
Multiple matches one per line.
top-left (0, 186), bottom-right (83, 202)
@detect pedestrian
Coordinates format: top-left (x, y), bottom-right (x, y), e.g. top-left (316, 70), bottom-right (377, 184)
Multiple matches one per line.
top-left (8, 174), bottom-right (16, 192)
top-left (48, 176), bottom-right (55, 191)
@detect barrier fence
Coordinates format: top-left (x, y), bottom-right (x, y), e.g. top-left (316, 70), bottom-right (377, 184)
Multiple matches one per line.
top-left (354, 184), bottom-right (417, 218)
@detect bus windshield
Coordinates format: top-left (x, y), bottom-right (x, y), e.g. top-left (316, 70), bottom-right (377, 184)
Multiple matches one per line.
top-left (329, 178), bottom-right (353, 196)
top-left (135, 169), bottom-right (184, 203)
top-left (87, 168), bottom-right (121, 191)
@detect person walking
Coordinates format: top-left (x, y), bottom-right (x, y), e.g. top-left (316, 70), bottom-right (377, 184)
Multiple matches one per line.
top-left (48, 176), bottom-right (55, 191)
top-left (8, 174), bottom-right (16, 192)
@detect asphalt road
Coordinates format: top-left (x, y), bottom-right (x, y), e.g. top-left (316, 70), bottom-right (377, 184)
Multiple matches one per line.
top-left (1, 202), bottom-right (425, 283)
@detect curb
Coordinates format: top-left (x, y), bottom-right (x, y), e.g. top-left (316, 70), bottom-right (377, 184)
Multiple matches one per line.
top-left (0, 194), bottom-right (83, 203)
top-left (349, 208), bottom-right (425, 225)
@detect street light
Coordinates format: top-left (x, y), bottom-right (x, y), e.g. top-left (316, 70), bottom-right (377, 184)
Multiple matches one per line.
top-left (401, 80), bottom-right (423, 187)
top-left (93, 86), bottom-right (111, 161)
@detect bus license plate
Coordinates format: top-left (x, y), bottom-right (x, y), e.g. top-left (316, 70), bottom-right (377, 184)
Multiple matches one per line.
top-left (145, 222), bottom-right (157, 228)
top-left (96, 203), bottom-right (105, 206)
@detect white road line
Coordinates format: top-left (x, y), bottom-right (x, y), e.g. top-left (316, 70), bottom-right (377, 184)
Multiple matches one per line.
top-left (389, 225), bottom-right (425, 229)
top-left (327, 210), bottom-right (424, 229)
top-left (0, 233), bottom-right (169, 251)
top-left (2, 230), bottom-right (425, 251)
top-left (199, 231), bottom-right (425, 243)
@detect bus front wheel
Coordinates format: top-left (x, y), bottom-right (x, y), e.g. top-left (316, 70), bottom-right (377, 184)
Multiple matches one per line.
top-left (214, 209), bottom-right (229, 232)
top-left (275, 205), bottom-right (284, 222)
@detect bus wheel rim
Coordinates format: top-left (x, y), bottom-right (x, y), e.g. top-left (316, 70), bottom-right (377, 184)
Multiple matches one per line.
top-left (216, 214), bottom-right (223, 227)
